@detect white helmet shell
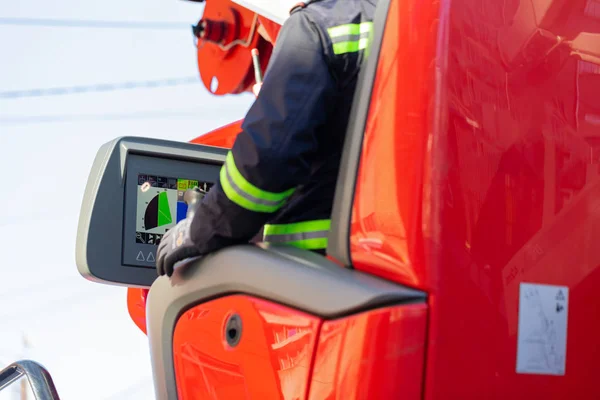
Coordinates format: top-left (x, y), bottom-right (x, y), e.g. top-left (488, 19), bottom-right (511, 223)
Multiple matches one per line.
top-left (230, 0), bottom-right (301, 25)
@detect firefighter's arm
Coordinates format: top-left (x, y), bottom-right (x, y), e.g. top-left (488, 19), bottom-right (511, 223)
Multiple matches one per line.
top-left (190, 10), bottom-right (338, 248)
top-left (156, 11), bottom-right (337, 275)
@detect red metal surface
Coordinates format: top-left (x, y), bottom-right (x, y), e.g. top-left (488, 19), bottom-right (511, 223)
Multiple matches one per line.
top-left (258, 16), bottom-right (282, 44)
top-left (349, 0), bottom-right (436, 289)
top-left (196, 0), bottom-right (272, 95)
top-left (352, 0), bottom-right (600, 398)
top-left (190, 118), bottom-right (243, 148)
top-left (173, 295), bottom-right (321, 400)
top-left (308, 304), bottom-right (427, 400)
top-left (126, 288), bottom-right (149, 335)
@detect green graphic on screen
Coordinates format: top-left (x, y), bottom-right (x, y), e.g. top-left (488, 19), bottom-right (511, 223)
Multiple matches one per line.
top-left (136, 174), bottom-right (213, 243)
top-left (136, 178), bottom-right (179, 236)
top-left (145, 191), bottom-right (173, 229)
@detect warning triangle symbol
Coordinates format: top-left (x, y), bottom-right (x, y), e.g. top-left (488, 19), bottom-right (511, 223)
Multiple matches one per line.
top-left (556, 290), bottom-right (565, 301)
top-left (136, 251), bottom-right (145, 261)
top-left (147, 252), bottom-right (155, 262)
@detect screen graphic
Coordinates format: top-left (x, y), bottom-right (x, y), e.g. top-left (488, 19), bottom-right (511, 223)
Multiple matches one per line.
top-left (135, 174), bottom-right (213, 246)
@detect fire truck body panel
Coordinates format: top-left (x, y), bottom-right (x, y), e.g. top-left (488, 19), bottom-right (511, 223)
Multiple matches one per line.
top-left (88, 0), bottom-right (600, 397)
top-left (340, 0), bottom-right (600, 398)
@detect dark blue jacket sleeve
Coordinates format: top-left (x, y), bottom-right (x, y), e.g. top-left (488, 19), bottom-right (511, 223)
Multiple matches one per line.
top-left (189, 10), bottom-right (339, 254)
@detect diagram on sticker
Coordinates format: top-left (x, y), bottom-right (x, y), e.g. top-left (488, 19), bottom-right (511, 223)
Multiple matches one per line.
top-left (516, 283), bottom-right (568, 375)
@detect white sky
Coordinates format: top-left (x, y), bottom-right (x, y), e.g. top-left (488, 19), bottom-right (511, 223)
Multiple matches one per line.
top-left (0, 0), bottom-right (253, 398)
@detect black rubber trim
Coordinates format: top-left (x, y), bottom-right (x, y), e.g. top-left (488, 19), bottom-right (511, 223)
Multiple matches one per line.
top-left (327, 0), bottom-right (392, 267)
top-left (147, 244), bottom-right (426, 400)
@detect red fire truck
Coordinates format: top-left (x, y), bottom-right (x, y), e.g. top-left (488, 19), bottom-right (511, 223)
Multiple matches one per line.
top-left (2, 0), bottom-right (598, 398)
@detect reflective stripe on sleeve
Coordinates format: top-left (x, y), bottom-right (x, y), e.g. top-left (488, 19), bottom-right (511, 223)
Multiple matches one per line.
top-left (220, 151), bottom-right (295, 213)
top-left (263, 219), bottom-right (330, 249)
top-left (327, 22), bottom-right (373, 55)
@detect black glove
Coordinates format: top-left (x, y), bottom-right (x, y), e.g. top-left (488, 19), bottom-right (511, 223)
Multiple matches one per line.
top-left (156, 218), bottom-right (201, 277)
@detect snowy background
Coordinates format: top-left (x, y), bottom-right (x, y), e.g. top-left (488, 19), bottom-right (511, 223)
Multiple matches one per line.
top-left (0, 0), bottom-right (253, 398)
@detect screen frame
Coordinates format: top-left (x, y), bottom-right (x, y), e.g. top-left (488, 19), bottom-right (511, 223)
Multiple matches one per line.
top-left (76, 136), bottom-right (228, 288)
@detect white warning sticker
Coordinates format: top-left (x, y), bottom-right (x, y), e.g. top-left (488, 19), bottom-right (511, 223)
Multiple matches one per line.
top-left (516, 283), bottom-right (568, 375)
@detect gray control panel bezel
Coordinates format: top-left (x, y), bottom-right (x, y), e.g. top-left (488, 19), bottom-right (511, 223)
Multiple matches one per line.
top-left (75, 136), bottom-right (227, 288)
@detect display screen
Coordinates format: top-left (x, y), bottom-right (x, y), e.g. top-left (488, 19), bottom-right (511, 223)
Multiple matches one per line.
top-left (135, 173), bottom-right (213, 246)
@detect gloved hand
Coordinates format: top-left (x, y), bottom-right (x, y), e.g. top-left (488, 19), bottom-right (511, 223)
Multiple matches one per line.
top-left (156, 218), bottom-right (200, 277)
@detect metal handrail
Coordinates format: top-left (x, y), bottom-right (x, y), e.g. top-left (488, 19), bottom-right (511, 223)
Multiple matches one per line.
top-left (0, 360), bottom-right (60, 399)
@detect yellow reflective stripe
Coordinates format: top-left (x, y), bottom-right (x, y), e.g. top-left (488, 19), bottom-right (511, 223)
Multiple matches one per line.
top-left (264, 219), bottom-right (331, 235)
top-left (332, 38), bottom-right (370, 55)
top-left (283, 238), bottom-right (328, 250)
top-left (327, 22), bottom-right (373, 55)
top-left (220, 168), bottom-right (279, 212)
top-left (327, 22), bottom-right (373, 38)
top-left (220, 152), bottom-right (295, 213)
top-left (263, 219), bottom-right (330, 249)
top-left (225, 152), bottom-right (295, 202)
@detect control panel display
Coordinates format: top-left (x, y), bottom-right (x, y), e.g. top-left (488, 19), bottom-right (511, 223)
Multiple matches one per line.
top-left (76, 136), bottom-right (226, 287)
top-left (122, 154), bottom-right (221, 270)
top-left (135, 174), bottom-right (213, 246)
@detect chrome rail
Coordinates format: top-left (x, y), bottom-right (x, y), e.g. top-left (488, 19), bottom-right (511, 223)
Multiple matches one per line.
top-left (0, 360), bottom-right (60, 399)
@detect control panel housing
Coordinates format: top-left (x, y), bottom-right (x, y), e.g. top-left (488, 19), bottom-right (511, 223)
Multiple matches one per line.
top-left (76, 136), bottom-right (227, 287)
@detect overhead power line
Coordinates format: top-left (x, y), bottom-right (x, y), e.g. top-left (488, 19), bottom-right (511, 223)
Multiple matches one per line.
top-left (0, 77), bottom-right (200, 99)
top-left (0, 109), bottom-right (211, 125)
top-left (0, 17), bottom-right (189, 29)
